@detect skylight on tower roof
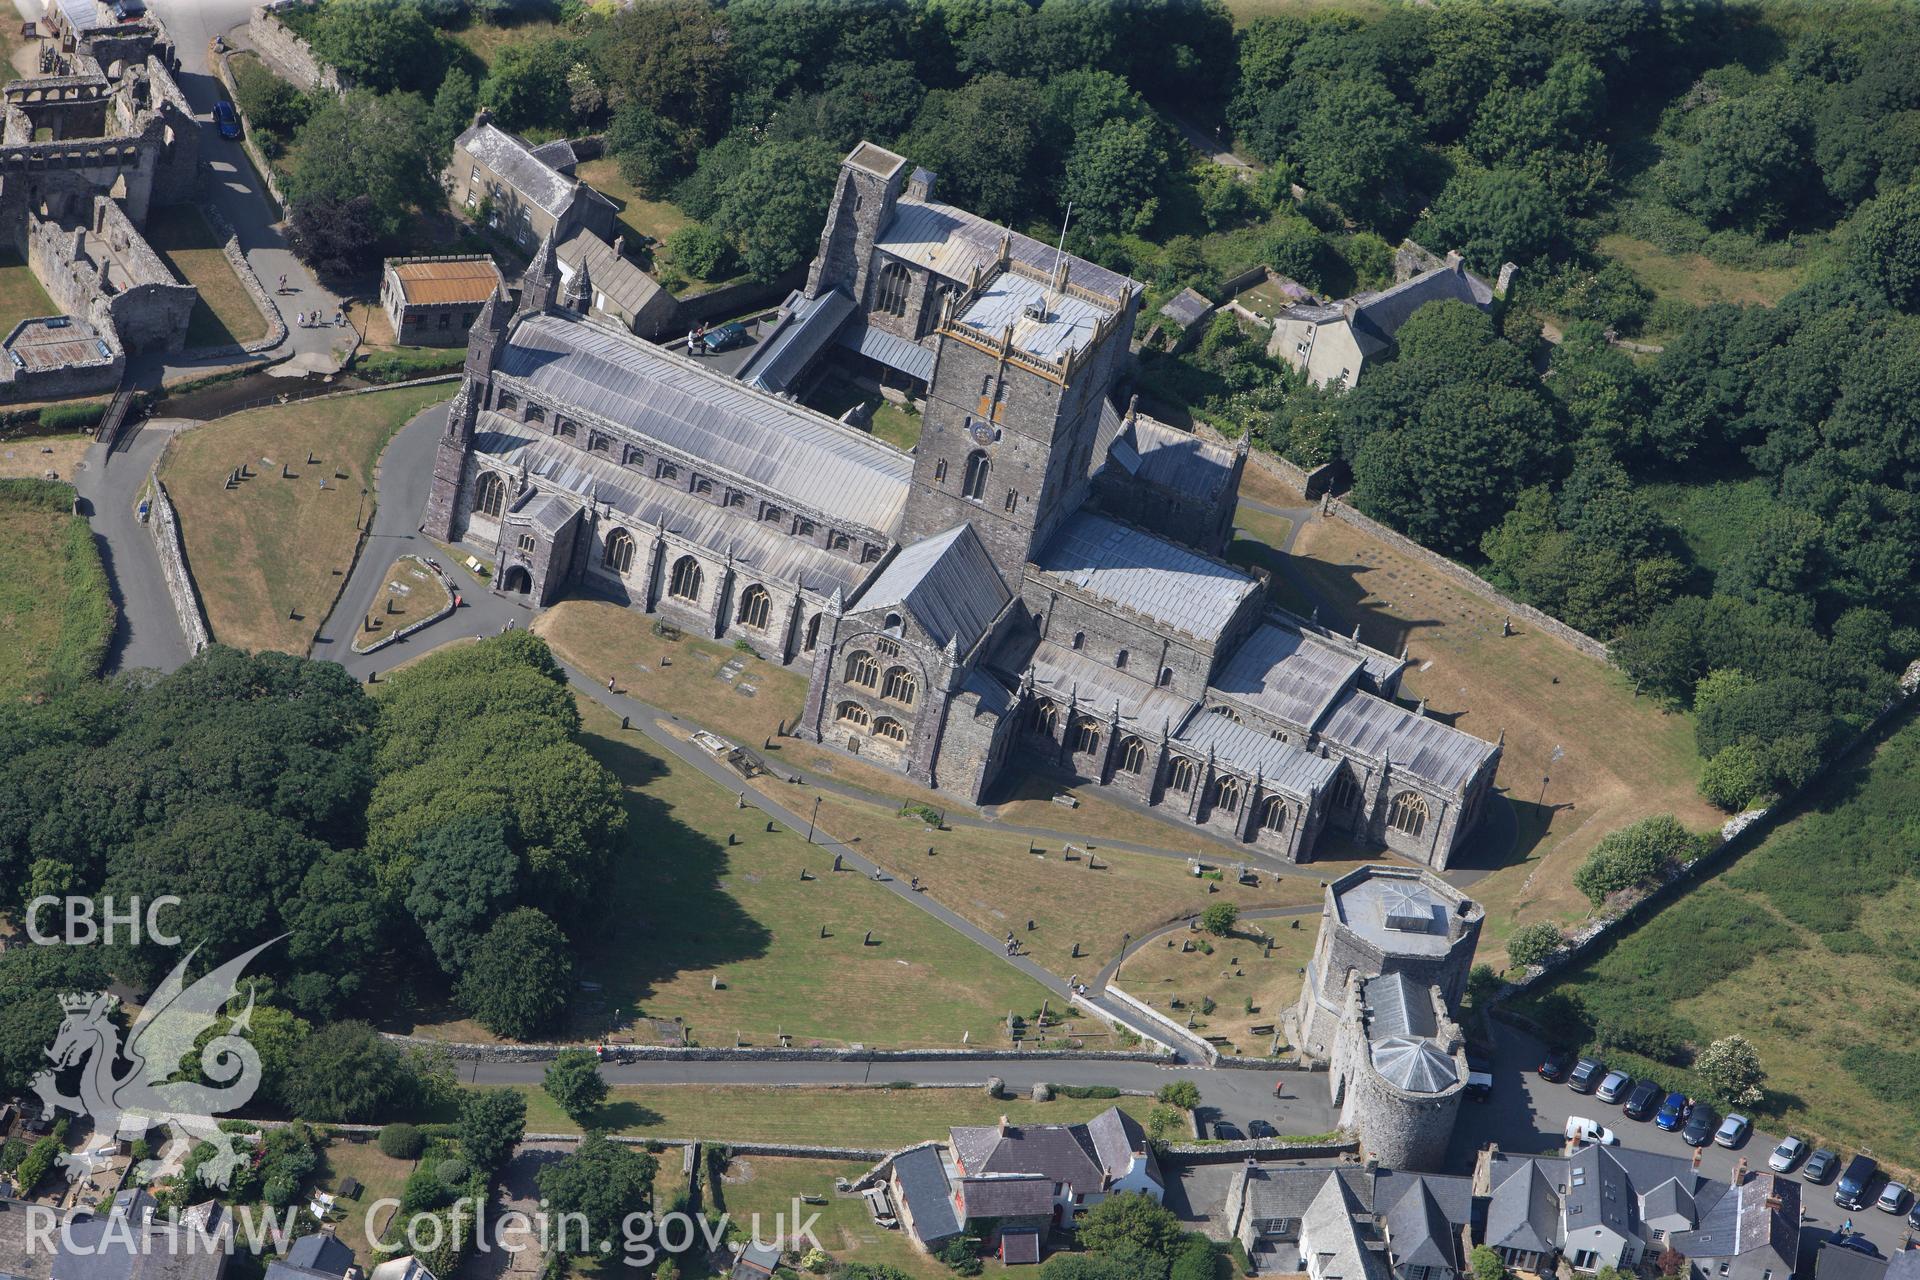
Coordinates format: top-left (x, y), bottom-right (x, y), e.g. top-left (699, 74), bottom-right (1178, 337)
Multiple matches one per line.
top-left (1383, 885), bottom-right (1436, 932)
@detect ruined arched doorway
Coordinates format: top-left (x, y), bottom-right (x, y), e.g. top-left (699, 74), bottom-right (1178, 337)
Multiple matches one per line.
top-left (501, 565), bottom-right (532, 594)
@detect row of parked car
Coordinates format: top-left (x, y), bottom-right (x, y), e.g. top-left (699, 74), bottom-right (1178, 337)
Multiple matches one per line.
top-left (1541, 1050), bottom-right (1920, 1227)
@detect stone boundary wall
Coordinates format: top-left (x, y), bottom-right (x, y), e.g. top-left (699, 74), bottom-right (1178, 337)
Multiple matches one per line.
top-left (1217, 265), bottom-right (1273, 298)
top-left (1499, 660), bottom-right (1920, 999)
top-left (1162, 1136), bottom-right (1356, 1161)
top-left (214, 50), bottom-right (292, 216)
top-left (1318, 493), bottom-right (1611, 662)
top-left (349, 555), bottom-right (456, 655)
top-left (1243, 446), bottom-right (1343, 500)
top-left (148, 470), bottom-right (210, 654)
top-left (193, 202), bottom-right (285, 358)
top-left (1067, 990), bottom-right (1178, 1059)
top-left (1101, 985), bottom-right (1216, 1064)
top-left (377, 1032), bottom-right (1171, 1065)
top-left (1206, 1053), bottom-right (1316, 1072)
top-left (673, 268), bottom-right (804, 327)
top-left (246, 3), bottom-right (347, 95)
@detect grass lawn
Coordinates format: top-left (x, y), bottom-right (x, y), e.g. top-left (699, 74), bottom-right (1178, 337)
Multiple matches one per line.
top-left (0, 250), bottom-right (57, 334)
top-left (1518, 713), bottom-right (1920, 1172)
top-left (447, 16), bottom-right (563, 72)
top-left (350, 554), bottom-right (451, 653)
top-left (868, 401), bottom-right (922, 451)
top-left (803, 375), bottom-right (925, 452)
top-left (485, 1084), bottom-right (1155, 1148)
top-left (314, 1136), bottom-right (416, 1266)
top-left (0, 434), bottom-right (89, 480)
top-left (404, 697), bottom-right (1061, 1050)
top-left (1227, 504), bottom-right (1298, 584)
top-left (711, 1156), bottom-right (953, 1278)
top-left (1268, 506), bottom-right (1720, 963)
top-left (144, 206), bottom-right (270, 349)
top-left (1597, 234), bottom-right (1803, 312)
top-left (1112, 918), bottom-right (1317, 1058)
top-left (1637, 476), bottom-right (1777, 589)
top-left (0, 480), bottom-right (112, 699)
top-left (574, 159), bottom-right (692, 257)
top-left (159, 383), bottom-right (455, 654)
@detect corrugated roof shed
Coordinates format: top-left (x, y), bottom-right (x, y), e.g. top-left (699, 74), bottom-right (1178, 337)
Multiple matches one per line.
top-left (1316, 687), bottom-right (1498, 793)
top-left (851, 524), bottom-right (1008, 653)
top-left (391, 257), bottom-right (502, 306)
top-left (497, 312), bottom-right (912, 535)
top-left (1173, 712), bottom-right (1339, 796)
top-left (1032, 512), bottom-right (1256, 643)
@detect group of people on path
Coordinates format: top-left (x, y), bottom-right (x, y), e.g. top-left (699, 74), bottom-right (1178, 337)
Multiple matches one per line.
top-left (683, 321), bottom-right (708, 356)
top-left (276, 274), bottom-right (343, 330)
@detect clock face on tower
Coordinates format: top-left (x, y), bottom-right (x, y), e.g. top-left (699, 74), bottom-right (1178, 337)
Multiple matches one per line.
top-left (968, 420), bottom-right (995, 448)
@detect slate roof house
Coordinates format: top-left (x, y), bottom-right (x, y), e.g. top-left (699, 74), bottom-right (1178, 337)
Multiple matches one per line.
top-left (420, 140), bottom-right (1500, 871)
top-left (949, 1107), bottom-right (1163, 1229)
top-left (1478, 1148), bottom-right (1798, 1280)
top-left (1221, 1160), bottom-right (1473, 1280)
top-left (264, 1233), bottom-right (356, 1280)
top-left (49, 1191), bottom-right (228, 1280)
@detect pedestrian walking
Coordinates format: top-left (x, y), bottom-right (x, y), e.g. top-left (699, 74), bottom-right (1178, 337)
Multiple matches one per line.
top-left (334, 309), bottom-right (344, 327)
top-left (607, 674), bottom-right (616, 691)
top-left (686, 329), bottom-right (698, 357)
top-left (277, 273), bottom-right (286, 292)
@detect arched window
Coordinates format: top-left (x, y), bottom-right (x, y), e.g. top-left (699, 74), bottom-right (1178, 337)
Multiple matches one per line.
top-left (603, 527), bottom-right (636, 574)
top-left (1115, 650), bottom-right (1128, 670)
top-left (875, 261), bottom-right (911, 316)
top-left (1119, 736), bottom-right (1147, 775)
top-left (1071, 631), bottom-right (1084, 650)
top-left (830, 532), bottom-right (849, 551)
top-left (873, 717), bottom-right (907, 744)
top-left (1158, 667), bottom-right (1174, 688)
top-left (1168, 757), bottom-right (1196, 793)
top-left (517, 532), bottom-right (536, 553)
top-left (798, 519), bottom-right (817, 538)
top-left (1260, 796), bottom-right (1287, 833)
top-left (659, 463), bottom-right (678, 482)
top-left (588, 432), bottom-right (611, 454)
top-left (737, 584), bottom-right (771, 630)
top-left (882, 667), bottom-right (916, 706)
top-left (836, 701), bottom-right (870, 729)
top-left (1330, 769), bottom-right (1362, 813)
top-left (1213, 775), bottom-right (1242, 815)
top-left (763, 504), bottom-right (785, 524)
top-left (474, 470), bottom-right (506, 518)
top-left (845, 651), bottom-right (879, 688)
top-left (934, 459), bottom-right (947, 482)
top-left (526, 404), bottom-right (546, 424)
top-left (497, 391), bottom-right (518, 413)
top-left (559, 420), bottom-right (578, 440)
top-left (803, 613), bottom-right (822, 651)
top-left (1208, 704), bottom-right (1244, 725)
top-left (1388, 791), bottom-right (1429, 838)
top-left (695, 477), bottom-right (714, 497)
top-left (1073, 716), bottom-right (1100, 756)
top-left (920, 281), bottom-right (958, 337)
top-left (883, 611), bottom-right (904, 632)
top-left (962, 450), bottom-right (989, 501)
top-left (668, 555), bottom-right (702, 602)
top-left (1032, 699), bottom-right (1059, 736)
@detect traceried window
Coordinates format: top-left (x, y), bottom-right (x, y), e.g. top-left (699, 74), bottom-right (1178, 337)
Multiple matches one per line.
top-left (603, 528), bottom-right (636, 574)
top-left (875, 261), bottom-right (911, 316)
top-left (1119, 737), bottom-right (1146, 775)
top-left (962, 450), bottom-right (989, 501)
top-left (803, 613), bottom-right (822, 651)
top-left (1388, 790), bottom-right (1429, 837)
top-left (1072, 716), bottom-right (1100, 756)
top-left (517, 532), bottom-right (536, 553)
top-left (668, 555), bottom-right (702, 602)
top-left (882, 667), bottom-right (916, 706)
top-left (474, 471), bottom-right (506, 518)
top-left (1032, 699), bottom-right (1059, 736)
top-left (1168, 757), bottom-right (1196, 793)
top-left (1260, 796), bottom-right (1286, 833)
top-left (1330, 769), bottom-right (1362, 813)
top-left (873, 717), bottom-right (907, 744)
top-left (845, 651), bottom-right (880, 688)
top-left (1213, 775), bottom-right (1241, 814)
top-left (737, 584), bottom-right (771, 630)
top-left (836, 702), bottom-right (870, 729)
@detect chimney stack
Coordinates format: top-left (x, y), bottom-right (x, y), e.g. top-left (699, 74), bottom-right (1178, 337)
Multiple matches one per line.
top-left (998, 1115), bottom-right (1010, 1136)
top-left (612, 234), bottom-right (625, 259)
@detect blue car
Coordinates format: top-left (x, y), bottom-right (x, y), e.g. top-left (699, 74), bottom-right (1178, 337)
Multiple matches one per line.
top-left (1655, 1092), bottom-right (1690, 1131)
top-left (213, 100), bottom-right (242, 140)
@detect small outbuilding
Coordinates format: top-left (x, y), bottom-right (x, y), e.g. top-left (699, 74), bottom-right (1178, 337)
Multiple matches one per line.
top-left (381, 256), bottom-right (504, 347)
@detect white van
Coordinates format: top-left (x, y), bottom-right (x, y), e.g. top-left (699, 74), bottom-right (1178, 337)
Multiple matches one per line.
top-left (1566, 1116), bottom-right (1620, 1147)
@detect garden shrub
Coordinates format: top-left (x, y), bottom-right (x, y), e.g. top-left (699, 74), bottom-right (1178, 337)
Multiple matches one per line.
top-left (379, 1122), bottom-right (425, 1159)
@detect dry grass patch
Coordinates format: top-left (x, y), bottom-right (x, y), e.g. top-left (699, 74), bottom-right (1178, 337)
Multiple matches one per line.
top-left (0, 250), bottom-right (56, 336)
top-left (350, 554), bottom-right (451, 652)
top-left (1112, 918), bottom-right (1316, 1058)
top-left (144, 206), bottom-right (271, 348)
top-left (574, 159), bottom-right (693, 255)
top-left (500, 1083), bottom-right (1155, 1148)
top-left (0, 434), bottom-right (88, 479)
top-left (315, 1137), bottom-right (415, 1266)
top-left (711, 1157), bottom-right (953, 1278)
top-left (1598, 234), bottom-right (1802, 310)
top-left (159, 383), bottom-right (455, 654)
top-left (0, 480), bottom-right (111, 698)
top-left (1277, 512), bottom-right (1718, 960)
top-left (1237, 464), bottom-right (1307, 511)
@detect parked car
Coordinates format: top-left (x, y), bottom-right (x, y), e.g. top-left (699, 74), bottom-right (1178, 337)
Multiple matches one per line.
top-left (112, 0), bottom-right (145, 17)
top-left (1565, 1116), bottom-right (1620, 1147)
top-left (1905, 1200), bottom-right (1920, 1233)
top-left (1466, 1069), bottom-right (1494, 1102)
top-left (1804, 1149), bottom-right (1839, 1184)
top-left (1878, 1182), bottom-right (1908, 1214)
top-left (1831, 1234), bottom-right (1879, 1257)
top-left (1768, 1137), bottom-right (1809, 1172)
top-left (1212, 1122), bottom-right (1243, 1141)
top-left (1682, 1104), bottom-right (1718, 1146)
top-left (1715, 1114), bottom-right (1751, 1148)
top-left (700, 321), bottom-right (749, 354)
top-left (1596, 1070), bottom-right (1633, 1104)
top-left (213, 100), bottom-right (242, 139)
top-left (1248, 1120), bottom-right (1276, 1139)
top-left (1569, 1057), bottom-right (1607, 1092)
top-left (1624, 1080), bottom-right (1663, 1120)
top-left (1836, 1155), bottom-right (1879, 1211)
top-left (1655, 1092), bottom-right (1690, 1131)
top-left (1539, 1049), bottom-right (1575, 1081)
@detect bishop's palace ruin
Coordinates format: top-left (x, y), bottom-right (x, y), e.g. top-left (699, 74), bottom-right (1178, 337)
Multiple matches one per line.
top-left (423, 141), bottom-right (1502, 870)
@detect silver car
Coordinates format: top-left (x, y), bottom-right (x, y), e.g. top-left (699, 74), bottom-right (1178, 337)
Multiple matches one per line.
top-left (1769, 1137), bottom-right (1808, 1172)
top-left (1596, 1070), bottom-right (1633, 1104)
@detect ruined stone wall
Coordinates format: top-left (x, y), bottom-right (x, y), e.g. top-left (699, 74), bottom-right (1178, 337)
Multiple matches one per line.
top-left (247, 3), bottom-right (349, 95)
